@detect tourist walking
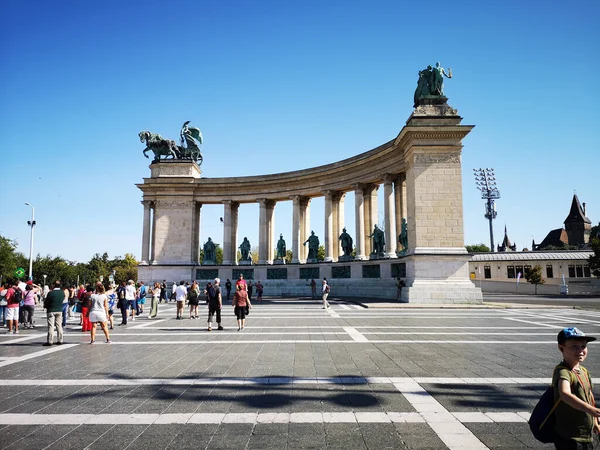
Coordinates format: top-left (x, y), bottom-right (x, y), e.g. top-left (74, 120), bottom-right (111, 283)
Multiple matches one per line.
top-left (107, 286), bottom-right (116, 329)
top-left (235, 274), bottom-right (247, 291)
top-left (247, 281), bottom-right (253, 302)
top-left (4, 281), bottom-right (21, 334)
top-left (322, 278), bottom-right (330, 309)
top-left (125, 280), bottom-right (137, 322)
top-left (174, 281), bottom-right (188, 320)
top-left (148, 282), bottom-right (161, 318)
top-left (160, 280), bottom-right (167, 303)
top-left (0, 284), bottom-right (7, 328)
top-left (43, 280), bottom-right (65, 345)
top-left (89, 283), bottom-right (111, 344)
top-left (310, 279), bottom-right (317, 299)
top-left (207, 278), bottom-right (223, 331)
top-left (81, 286), bottom-right (93, 332)
top-left (22, 282), bottom-right (40, 329)
top-left (116, 281), bottom-right (128, 325)
top-left (187, 281), bottom-right (200, 319)
top-left (61, 284), bottom-right (70, 327)
top-left (396, 278), bottom-right (406, 301)
top-left (136, 282), bottom-right (147, 315)
top-left (233, 283), bottom-right (251, 331)
top-left (225, 279), bottom-right (232, 300)
top-left (255, 281), bottom-right (263, 303)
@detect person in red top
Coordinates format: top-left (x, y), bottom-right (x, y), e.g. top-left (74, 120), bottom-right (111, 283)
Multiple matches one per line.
top-left (5, 281), bottom-right (20, 334)
top-left (232, 283), bottom-right (252, 331)
top-left (235, 274), bottom-right (247, 291)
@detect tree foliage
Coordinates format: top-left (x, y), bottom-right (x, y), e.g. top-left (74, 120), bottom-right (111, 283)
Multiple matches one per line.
top-left (465, 243), bottom-right (491, 253)
top-left (0, 233), bottom-right (138, 287)
top-left (525, 264), bottom-right (546, 294)
top-left (589, 238), bottom-right (600, 278)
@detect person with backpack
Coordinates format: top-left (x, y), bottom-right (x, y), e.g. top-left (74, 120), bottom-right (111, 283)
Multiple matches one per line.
top-left (116, 281), bottom-right (128, 325)
top-left (232, 283), bottom-right (251, 331)
top-left (5, 281), bottom-right (21, 334)
top-left (136, 282), bottom-right (147, 315)
top-left (322, 278), bottom-right (330, 309)
top-left (207, 278), bottom-right (223, 331)
top-left (187, 281), bottom-right (200, 319)
top-left (551, 327), bottom-right (600, 449)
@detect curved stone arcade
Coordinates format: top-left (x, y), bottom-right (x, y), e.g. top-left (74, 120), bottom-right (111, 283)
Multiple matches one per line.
top-left (137, 102), bottom-right (482, 303)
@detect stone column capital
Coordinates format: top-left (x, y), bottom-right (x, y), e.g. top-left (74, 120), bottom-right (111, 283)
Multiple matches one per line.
top-left (141, 200), bottom-right (154, 208)
top-left (382, 173), bottom-right (397, 184)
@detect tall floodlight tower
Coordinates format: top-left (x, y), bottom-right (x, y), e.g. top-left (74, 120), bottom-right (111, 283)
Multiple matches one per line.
top-left (473, 168), bottom-right (500, 252)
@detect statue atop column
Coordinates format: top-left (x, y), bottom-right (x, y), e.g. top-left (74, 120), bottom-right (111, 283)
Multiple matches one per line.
top-left (239, 237), bottom-right (252, 264)
top-left (338, 227), bottom-right (354, 262)
top-left (275, 234), bottom-right (287, 264)
top-left (303, 231), bottom-right (320, 263)
top-left (413, 62), bottom-right (453, 107)
top-left (139, 120), bottom-right (203, 165)
top-left (368, 224), bottom-right (386, 258)
top-left (398, 218), bottom-right (408, 256)
top-left (203, 238), bottom-right (216, 265)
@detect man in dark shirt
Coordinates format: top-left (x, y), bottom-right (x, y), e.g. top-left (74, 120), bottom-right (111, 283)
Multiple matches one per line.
top-left (44, 280), bottom-right (66, 346)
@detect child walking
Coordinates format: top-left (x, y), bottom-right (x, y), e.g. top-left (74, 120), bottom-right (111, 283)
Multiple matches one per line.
top-left (553, 327), bottom-right (600, 449)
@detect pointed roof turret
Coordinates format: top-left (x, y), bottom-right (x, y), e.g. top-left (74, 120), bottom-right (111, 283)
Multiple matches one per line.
top-left (564, 194), bottom-right (591, 225)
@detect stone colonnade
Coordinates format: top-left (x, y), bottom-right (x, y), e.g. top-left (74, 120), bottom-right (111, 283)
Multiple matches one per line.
top-left (139, 177), bottom-right (407, 266)
top-left (137, 102), bottom-right (483, 303)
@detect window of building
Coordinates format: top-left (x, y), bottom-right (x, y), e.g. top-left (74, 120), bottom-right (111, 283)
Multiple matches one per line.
top-left (546, 265), bottom-right (554, 278)
top-left (516, 265), bottom-right (524, 278)
top-left (484, 266), bottom-right (491, 279)
top-left (576, 265), bottom-right (584, 278)
top-left (568, 265), bottom-right (576, 278)
top-left (507, 266), bottom-right (515, 279)
top-left (584, 266), bottom-right (591, 278)
top-left (524, 265), bottom-right (532, 276)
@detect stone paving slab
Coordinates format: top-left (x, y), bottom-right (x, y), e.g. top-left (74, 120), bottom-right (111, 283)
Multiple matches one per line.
top-left (1, 300), bottom-right (599, 449)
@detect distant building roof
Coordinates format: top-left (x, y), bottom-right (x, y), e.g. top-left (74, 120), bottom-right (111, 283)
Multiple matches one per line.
top-left (537, 228), bottom-right (569, 249)
top-left (470, 251), bottom-right (593, 262)
top-left (564, 194), bottom-right (592, 225)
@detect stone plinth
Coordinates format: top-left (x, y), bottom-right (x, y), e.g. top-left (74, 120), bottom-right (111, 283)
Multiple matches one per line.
top-left (150, 161), bottom-right (202, 178)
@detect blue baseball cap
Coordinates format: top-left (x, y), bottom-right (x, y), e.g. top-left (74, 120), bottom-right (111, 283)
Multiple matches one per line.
top-left (557, 327), bottom-right (596, 344)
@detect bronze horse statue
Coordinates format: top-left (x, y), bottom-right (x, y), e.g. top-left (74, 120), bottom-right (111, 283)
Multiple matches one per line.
top-left (139, 131), bottom-right (179, 162)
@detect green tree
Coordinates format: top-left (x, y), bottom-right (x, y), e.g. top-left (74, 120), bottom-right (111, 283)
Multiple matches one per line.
top-left (525, 264), bottom-right (546, 294)
top-left (0, 235), bottom-right (26, 282)
top-left (465, 243), bottom-right (491, 253)
top-left (589, 238), bottom-right (600, 278)
top-left (251, 246), bottom-right (259, 264)
top-left (317, 245), bottom-right (325, 262)
top-left (285, 249), bottom-right (293, 264)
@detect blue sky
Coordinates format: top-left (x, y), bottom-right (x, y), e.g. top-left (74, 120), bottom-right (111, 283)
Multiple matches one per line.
top-left (1, 0), bottom-right (598, 263)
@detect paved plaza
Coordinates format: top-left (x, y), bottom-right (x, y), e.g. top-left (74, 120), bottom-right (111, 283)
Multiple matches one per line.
top-left (1, 297), bottom-right (599, 449)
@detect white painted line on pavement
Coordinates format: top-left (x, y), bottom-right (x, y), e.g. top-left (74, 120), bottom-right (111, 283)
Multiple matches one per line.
top-left (343, 327), bottom-right (369, 343)
top-left (502, 317), bottom-right (560, 328)
top-left (0, 344), bottom-right (78, 368)
top-left (394, 380), bottom-right (488, 450)
top-left (0, 376), bottom-right (551, 386)
top-left (0, 411), bottom-right (529, 426)
top-left (129, 318), bottom-right (169, 329)
top-left (0, 335), bottom-right (41, 344)
top-left (327, 307), bottom-right (340, 318)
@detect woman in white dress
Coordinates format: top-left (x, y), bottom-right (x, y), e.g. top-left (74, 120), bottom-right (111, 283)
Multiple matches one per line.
top-left (89, 283), bottom-right (111, 344)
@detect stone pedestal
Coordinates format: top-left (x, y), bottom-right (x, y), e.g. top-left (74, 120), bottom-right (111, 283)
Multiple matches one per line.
top-left (239, 260), bottom-right (253, 266)
top-left (273, 259), bottom-right (286, 265)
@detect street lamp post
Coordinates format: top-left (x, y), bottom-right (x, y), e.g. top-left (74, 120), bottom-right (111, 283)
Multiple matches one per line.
top-left (25, 202), bottom-right (36, 280)
top-left (473, 169), bottom-right (500, 252)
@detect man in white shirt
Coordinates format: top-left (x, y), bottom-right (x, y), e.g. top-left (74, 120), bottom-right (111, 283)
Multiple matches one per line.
top-left (125, 280), bottom-right (137, 321)
top-left (175, 281), bottom-right (188, 320)
top-left (322, 278), bottom-right (330, 309)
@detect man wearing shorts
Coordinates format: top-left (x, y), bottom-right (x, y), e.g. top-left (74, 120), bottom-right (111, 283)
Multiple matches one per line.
top-left (174, 281), bottom-right (188, 320)
top-left (125, 280), bottom-right (137, 321)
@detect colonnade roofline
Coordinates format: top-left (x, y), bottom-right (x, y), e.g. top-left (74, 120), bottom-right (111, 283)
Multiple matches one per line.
top-left (137, 123), bottom-right (472, 203)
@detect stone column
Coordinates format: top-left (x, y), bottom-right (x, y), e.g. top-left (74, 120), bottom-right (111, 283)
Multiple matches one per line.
top-left (323, 190), bottom-right (334, 262)
top-left (140, 200), bottom-right (151, 264)
top-left (331, 192), bottom-right (344, 261)
top-left (301, 198), bottom-right (311, 262)
top-left (231, 202), bottom-right (239, 264)
top-left (354, 184), bottom-right (366, 260)
top-left (191, 202), bottom-right (201, 264)
top-left (267, 201), bottom-right (275, 264)
top-left (150, 202), bottom-right (157, 264)
top-left (222, 201), bottom-right (234, 265)
top-left (383, 174), bottom-right (396, 258)
top-left (394, 174), bottom-right (406, 254)
top-left (258, 199), bottom-right (268, 265)
top-left (291, 195), bottom-right (301, 264)
top-left (363, 184), bottom-right (378, 255)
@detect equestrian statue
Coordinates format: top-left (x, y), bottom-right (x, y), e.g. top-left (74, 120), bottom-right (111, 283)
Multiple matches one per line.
top-left (139, 121), bottom-right (203, 165)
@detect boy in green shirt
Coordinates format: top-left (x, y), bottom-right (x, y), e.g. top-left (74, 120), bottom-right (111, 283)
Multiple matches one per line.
top-left (553, 327), bottom-right (600, 449)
